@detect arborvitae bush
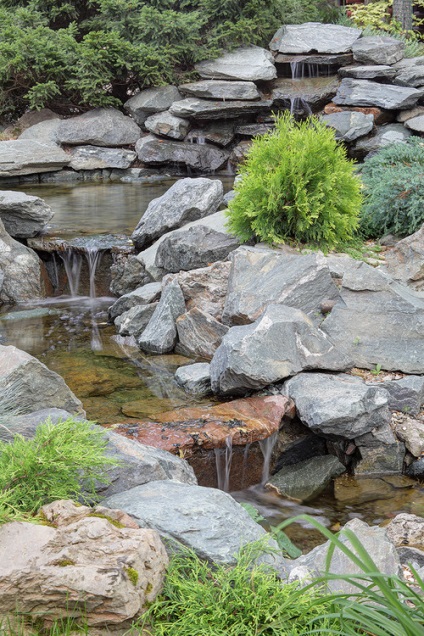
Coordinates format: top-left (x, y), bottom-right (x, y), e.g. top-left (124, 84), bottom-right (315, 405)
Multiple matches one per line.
top-left (0, 417), bottom-right (117, 523)
top-left (226, 113), bottom-right (362, 250)
top-left (360, 137), bottom-right (424, 239)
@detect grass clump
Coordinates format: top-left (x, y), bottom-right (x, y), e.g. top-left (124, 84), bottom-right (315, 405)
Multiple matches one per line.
top-left (0, 417), bottom-right (117, 523)
top-left (359, 137), bottom-right (424, 239)
top-left (226, 113), bottom-right (362, 251)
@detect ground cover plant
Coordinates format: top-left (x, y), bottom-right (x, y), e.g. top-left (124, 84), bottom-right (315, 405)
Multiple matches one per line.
top-left (226, 112), bottom-right (362, 251)
top-left (359, 136), bottom-right (424, 239)
top-left (0, 416), bottom-right (117, 523)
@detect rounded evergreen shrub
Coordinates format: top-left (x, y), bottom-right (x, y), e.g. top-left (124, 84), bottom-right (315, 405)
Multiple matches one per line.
top-left (226, 113), bottom-right (362, 250)
top-left (359, 136), bottom-right (424, 239)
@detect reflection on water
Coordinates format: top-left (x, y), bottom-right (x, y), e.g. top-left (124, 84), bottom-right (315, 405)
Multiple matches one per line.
top-left (0, 299), bottom-right (212, 425)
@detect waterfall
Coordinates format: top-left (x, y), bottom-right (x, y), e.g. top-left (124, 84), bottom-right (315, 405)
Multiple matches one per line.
top-left (85, 246), bottom-right (103, 299)
top-left (60, 249), bottom-right (82, 297)
top-left (259, 432), bottom-right (278, 485)
top-left (214, 435), bottom-right (233, 492)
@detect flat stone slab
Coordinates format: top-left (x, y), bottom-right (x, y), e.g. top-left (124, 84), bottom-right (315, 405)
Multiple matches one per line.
top-left (339, 65), bottom-right (396, 81)
top-left (321, 110), bottom-right (374, 142)
top-left (195, 47), bottom-right (276, 82)
top-left (179, 80), bottom-right (260, 101)
top-left (266, 455), bottom-right (345, 502)
top-left (271, 23), bottom-right (361, 55)
top-left (144, 111), bottom-right (190, 140)
top-left (135, 135), bottom-right (229, 172)
top-left (124, 85), bottom-right (182, 125)
top-left (352, 36), bottom-right (404, 66)
top-left (0, 140), bottom-right (70, 177)
top-left (170, 97), bottom-right (272, 120)
top-left (69, 145), bottom-right (136, 170)
top-left (334, 78), bottom-right (422, 110)
top-left (56, 108), bottom-right (142, 147)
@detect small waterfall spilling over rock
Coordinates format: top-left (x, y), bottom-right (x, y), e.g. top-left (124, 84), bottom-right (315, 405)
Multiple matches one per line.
top-left (60, 249), bottom-right (83, 297)
top-left (259, 432), bottom-right (278, 485)
top-left (289, 59), bottom-right (313, 117)
top-left (215, 435), bottom-right (233, 492)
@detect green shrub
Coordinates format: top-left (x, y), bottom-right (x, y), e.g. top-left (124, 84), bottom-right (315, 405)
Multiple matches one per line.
top-left (0, 417), bottom-right (117, 522)
top-left (359, 137), bottom-right (424, 239)
top-left (226, 113), bottom-right (362, 250)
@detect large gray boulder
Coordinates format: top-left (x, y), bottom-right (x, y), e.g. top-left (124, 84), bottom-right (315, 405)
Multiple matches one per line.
top-left (56, 108), bottom-right (142, 147)
top-left (334, 78), bottom-right (422, 110)
top-left (103, 480), bottom-right (285, 566)
top-left (222, 246), bottom-right (339, 325)
top-left (115, 303), bottom-right (157, 338)
top-left (138, 280), bottom-right (186, 354)
top-left (267, 455), bottom-right (345, 502)
top-left (0, 219), bottom-right (44, 304)
top-left (108, 282), bottom-right (161, 321)
top-left (0, 344), bottom-right (83, 415)
top-left (321, 260), bottom-right (424, 373)
top-left (124, 85), bottom-right (182, 125)
top-left (289, 518), bottom-right (400, 593)
top-left (170, 97), bottom-right (272, 120)
top-left (284, 373), bottom-right (391, 438)
top-left (131, 177), bottom-right (223, 250)
top-left (176, 307), bottom-right (229, 360)
top-left (195, 47), bottom-right (276, 82)
top-left (0, 191), bottom-right (53, 239)
top-left (210, 304), bottom-right (352, 396)
top-left (378, 375), bottom-right (424, 416)
top-left (155, 225), bottom-right (239, 273)
top-left (19, 118), bottom-right (61, 145)
top-left (270, 23), bottom-right (362, 55)
top-left (353, 123), bottom-right (412, 157)
top-left (179, 80), bottom-right (260, 101)
top-left (0, 140), bottom-right (70, 177)
top-left (384, 225), bottom-right (424, 290)
top-left (69, 145), bottom-right (136, 170)
top-left (135, 135), bottom-right (229, 172)
top-left (352, 36), bottom-right (404, 66)
top-left (321, 111), bottom-right (374, 142)
top-left (144, 111), bottom-right (191, 140)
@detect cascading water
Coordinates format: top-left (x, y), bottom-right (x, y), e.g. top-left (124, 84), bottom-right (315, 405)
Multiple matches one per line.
top-left (60, 249), bottom-right (82, 297)
top-left (289, 59), bottom-right (313, 118)
top-left (259, 432), bottom-right (278, 485)
top-left (215, 435), bottom-right (233, 492)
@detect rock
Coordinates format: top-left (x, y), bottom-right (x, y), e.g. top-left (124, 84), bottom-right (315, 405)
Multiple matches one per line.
top-left (284, 373), bottom-right (390, 439)
top-left (138, 280), bottom-right (186, 354)
top-left (324, 102), bottom-right (394, 125)
top-left (321, 260), bottom-right (424, 373)
top-left (2, 109), bottom-right (59, 139)
top-left (339, 65), bottom-right (397, 81)
top-left (0, 191), bottom-right (53, 238)
top-left (235, 123), bottom-right (274, 137)
top-left (405, 114), bottom-right (424, 132)
top-left (144, 111), bottom-right (190, 140)
top-left (386, 513), bottom-right (424, 549)
top-left (186, 121), bottom-right (235, 147)
top-left (56, 108), bottom-right (142, 147)
top-left (137, 210), bottom-right (231, 281)
top-left (108, 282), bottom-right (161, 321)
top-left (289, 518), bottom-right (400, 593)
top-left (222, 246), bottom-right (339, 326)
top-left (0, 501), bottom-right (168, 626)
top-left (230, 140), bottom-right (252, 166)
top-left (195, 46), bottom-right (276, 82)
top-left (321, 110), bottom-right (374, 142)
top-left (69, 146), bottom-right (136, 170)
top-left (110, 254), bottom-right (152, 297)
top-left (376, 375), bottom-right (424, 416)
top-left (397, 105), bottom-right (424, 122)
top-left (170, 97), bottom-right (272, 120)
top-left (393, 416), bottom-right (424, 457)
top-left (101, 430), bottom-right (197, 496)
top-left (0, 219), bottom-right (44, 304)
top-left (176, 307), bottom-right (229, 360)
top-left (353, 123), bottom-right (412, 158)
top-left (19, 118), bottom-right (61, 144)
top-left (397, 546), bottom-right (424, 578)
top-left (352, 36), bottom-right (404, 66)
top-left (131, 177), bottom-right (223, 250)
top-left (0, 345), bottom-right (84, 415)
top-left (210, 304), bottom-right (351, 396)
top-left (406, 457), bottom-right (424, 478)
top-left (334, 474), bottom-right (415, 504)
top-left (155, 225), bottom-right (239, 273)
top-left (266, 455), bottom-right (345, 502)
top-left (0, 140), bottom-right (70, 177)
top-left (175, 363), bottom-right (212, 397)
top-left (271, 23), bottom-right (361, 55)
top-left (166, 260), bottom-right (231, 320)
top-left (271, 76), bottom-right (340, 112)
top-left (384, 225), bottom-right (424, 291)
top-left (114, 394), bottom-right (291, 456)
top-left (180, 80), bottom-right (260, 101)
top-left (124, 85), bottom-right (182, 125)
top-left (334, 78), bottom-right (422, 110)
top-left (355, 442), bottom-right (405, 477)
top-left (136, 134), bottom-right (229, 172)
top-left (395, 64), bottom-right (424, 88)
top-left (115, 303), bottom-right (158, 338)
top-left (274, 52), bottom-right (354, 69)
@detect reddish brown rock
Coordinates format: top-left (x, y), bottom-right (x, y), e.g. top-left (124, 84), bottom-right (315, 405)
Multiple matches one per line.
top-left (323, 102), bottom-right (395, 125)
